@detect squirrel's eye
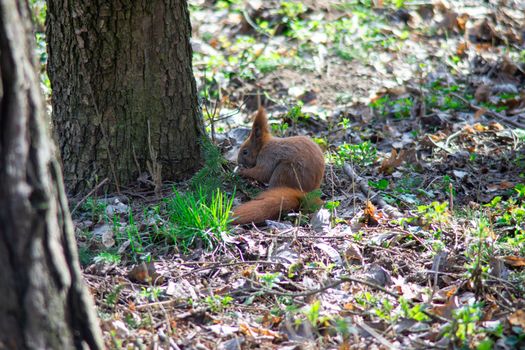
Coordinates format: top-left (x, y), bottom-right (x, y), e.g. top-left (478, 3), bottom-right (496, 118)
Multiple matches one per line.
top-left (242, 149), bottom-right (248, 155)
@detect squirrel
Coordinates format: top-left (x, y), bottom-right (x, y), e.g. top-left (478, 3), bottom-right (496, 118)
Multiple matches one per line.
top-left (232, 106), bottom-right (325, 224)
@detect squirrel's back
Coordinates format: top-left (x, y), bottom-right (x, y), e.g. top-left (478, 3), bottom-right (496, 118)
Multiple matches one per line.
top-left (258, 136), bottom-right (324, 192)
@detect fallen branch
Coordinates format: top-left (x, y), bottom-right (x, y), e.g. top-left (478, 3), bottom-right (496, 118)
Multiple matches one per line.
top-left (71, 177), bottom-right (109, 214)
top-left (343, 163), bottom-right (403, 218)
top-left (450, 92), bottom-right (525, 129)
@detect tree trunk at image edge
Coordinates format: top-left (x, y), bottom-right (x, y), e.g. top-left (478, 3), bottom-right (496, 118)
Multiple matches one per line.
top-left (0, 2), bottom-right (103, 349)
top-left (47, 0), bottom-right (203, 195)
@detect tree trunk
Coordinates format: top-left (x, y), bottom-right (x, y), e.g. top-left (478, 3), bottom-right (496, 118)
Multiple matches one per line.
top-left (46, 0), bottom-right (203, 195)
top-left (0, 1), bottom-right (103, 349)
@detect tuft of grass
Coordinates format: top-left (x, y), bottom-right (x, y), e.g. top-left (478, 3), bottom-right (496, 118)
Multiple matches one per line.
top-left (82, 197), bottom-right (108, 223)
top-left (165, 187), bottom-right (234, 251)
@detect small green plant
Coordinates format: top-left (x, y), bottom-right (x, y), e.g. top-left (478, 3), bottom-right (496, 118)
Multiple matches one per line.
top-left (370, 95), bottom-right (414, 119)
top-left (514, 183), bottom-right (525, 198)
top-left (325, 200), bottom-right (340, 216)
top-left (369, 179), bottom-right (389, 191)
top-left (260, 272), bottom-right (281, 290)
top-left (139, 286), bottom-right (162, 301)
top-left (333, 141), bottom-right (377, 166)
top-left (271, 122), bottom-right (289, 137)
top-left (105, 285), bottom-right (124, 309)
top-left (77, 244), bottom-right (96, 266)
top-left (286, 102), bottom-right (307, 126)
top-left (333, 317), bottom-right (359, 341)
top-left (301, 189), bottom-right (323, 213)
top-left (82, 197), bottom-right (108, 223)
top-left (482, 185), bottom-right (525, 249)
top-left (165, 187), bottom-right (234, 251)
top-left (312, 137), bottom-right (328, 149)
top-left (191, 138), bottom-right (228, 192)
top-left (352, 230), bottom-right (364, 241)
top-left (338, 117), bottom-right (351, 129)
top-left (391, 97), bottom-right (414, 119)
top-left (373, 298), bottom-right (396, 323)
top-left (302, 300), bottom-right (322, 327)
top-left (398, 297), bottom-right (430, 322)
top-left (93, 251), bottom-right (121, 265)
top-left (417, 201), bottom-right (450, 226)
top-left (443, 302), bottom-right (484, 347)
top-left (204, 295), bottom-right (234, 313)
top-left (354, 291), bottom-right (379, 308)
top-left (125, 210), bottom-right (144, 260)
top-left (464, 218), bottom-right (495, 294)
top-left (480, 101), bottom-right (509, 113)
top-left (279, 1), bottom-right (307, 21)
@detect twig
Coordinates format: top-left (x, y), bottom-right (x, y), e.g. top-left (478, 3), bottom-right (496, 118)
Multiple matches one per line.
top-left (71, 178), bottom-right (109, 214)
top-left (256, 275), bottom-right (399, 298)
top-left (357, 320), bottom-right (397, 350)
top-left (261, 233), bottom-right (355, 239)
top-left (444, 129), bottom-right (463, 149)
top-left (450, 92), bottom-right (525, 128)
top-left (135, 299), bottom-right (182, 311)
top-left (173, 260), bottom-right (283, 279)
top-left (425, 135), bottom-right (455, 154)
top-left (147, 119), bottom-right (162, 196)
top-left (343, 163), bottom-right (402, 218)
top-left (241, 8), bottom-right (271, 37)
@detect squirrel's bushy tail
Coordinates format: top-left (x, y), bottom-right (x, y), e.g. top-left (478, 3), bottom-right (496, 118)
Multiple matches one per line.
top-left (232, 187), bottom-right (304, 225)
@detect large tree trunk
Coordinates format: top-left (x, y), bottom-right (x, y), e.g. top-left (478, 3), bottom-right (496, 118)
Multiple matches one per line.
top-left (0, 1), bottom-right (103, 349)
top-left (46, 0), bottom-right (203, 195)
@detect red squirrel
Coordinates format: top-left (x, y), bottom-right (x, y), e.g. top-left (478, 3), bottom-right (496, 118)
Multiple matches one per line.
top-left (232, 106), bottom-right (324, 224)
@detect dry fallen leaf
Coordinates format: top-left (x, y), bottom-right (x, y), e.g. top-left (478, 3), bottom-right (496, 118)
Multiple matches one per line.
top-left (428, 131), bottom-right (447, 142)
top-left (431, 296), bottom-right (460, 319)
top-left (456, 41), bottom-right (468, 56)
top-left (488, 121), bottom-right (504, 131)
top-left (502, 256), bottom-right (525, 267)
top-left (343, 243), bottom-right (363, 265)
top-left (432, 285), bottom-right (459, 302)
top-left (482, 301), bottom-right (500, 321)
top-left (474, 108), bottom-right (487, 120)
top-left (363, 201), bottom-right (380, 226)
top-left (262, 312), bottom-right (282, 328)
top-left (456, 13), bottom-right (469, 31)
top-left (240, 322), bottom-right (281, 339)
top-left (463, 124), bottom-right (477, 134)
top-left (508, 310), bottom-right (525, 329)
top-left (473, 123), bottom-right (488, 132)
top-left (379, 148), bottom-right (406, 174)
top-left (488, 181), bottom-right (515, 192)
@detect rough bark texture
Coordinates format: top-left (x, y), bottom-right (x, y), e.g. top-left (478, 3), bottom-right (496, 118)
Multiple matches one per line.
top-left (47, 0), bottom-right (203, 195)
top-left (0, 1), bottom-right (104, 349)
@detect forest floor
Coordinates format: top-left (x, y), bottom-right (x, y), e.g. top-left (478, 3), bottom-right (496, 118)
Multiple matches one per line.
top-left (72, 1), bottom-right (525, 349)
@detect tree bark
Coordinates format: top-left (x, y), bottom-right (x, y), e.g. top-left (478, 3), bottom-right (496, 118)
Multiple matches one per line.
top-left (46, 0), bottom-right (203, 195)
top-left (0, 1), bottom-right (103, 349)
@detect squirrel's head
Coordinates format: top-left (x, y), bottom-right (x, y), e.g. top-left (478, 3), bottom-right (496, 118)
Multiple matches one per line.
top-left (238, 106), bottom-right (270, 168)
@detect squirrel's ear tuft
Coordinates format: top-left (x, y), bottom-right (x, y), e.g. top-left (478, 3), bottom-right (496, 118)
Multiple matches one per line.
top-left (252, 106), bottom-right (269, 139)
